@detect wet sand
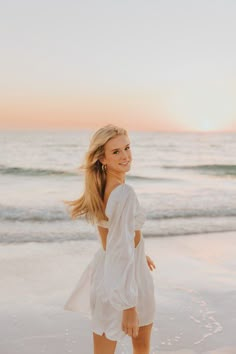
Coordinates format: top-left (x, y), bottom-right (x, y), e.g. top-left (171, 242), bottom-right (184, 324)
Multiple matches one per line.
top-left (0, 231), bottom-right (236, 353)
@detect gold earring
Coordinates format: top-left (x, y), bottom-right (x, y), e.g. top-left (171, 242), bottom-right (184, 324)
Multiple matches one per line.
top-left (102, 164), bottom-right (107, 173)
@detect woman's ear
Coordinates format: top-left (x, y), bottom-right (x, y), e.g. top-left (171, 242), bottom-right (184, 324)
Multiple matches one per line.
top-left (99, 157), bottom-right (106, 165)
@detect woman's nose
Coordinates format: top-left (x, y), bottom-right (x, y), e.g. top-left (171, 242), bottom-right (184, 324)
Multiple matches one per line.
top-left (120, 150), bottom-right (129, 159)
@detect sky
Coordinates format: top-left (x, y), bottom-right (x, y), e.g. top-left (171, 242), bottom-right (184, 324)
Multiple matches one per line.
top-left (0, 0), bottom-right (236, 132)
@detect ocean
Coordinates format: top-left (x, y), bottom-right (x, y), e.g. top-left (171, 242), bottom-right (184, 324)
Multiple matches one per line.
top-left (0, 130), bottom-right (235, 244)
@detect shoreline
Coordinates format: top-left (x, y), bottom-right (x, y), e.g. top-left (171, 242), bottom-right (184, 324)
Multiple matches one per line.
top-left (1, 231), bottom-right (236, 353)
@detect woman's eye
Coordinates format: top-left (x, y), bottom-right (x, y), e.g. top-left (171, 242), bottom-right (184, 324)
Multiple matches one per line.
top-left (113, 146), bottom-right (130, 154)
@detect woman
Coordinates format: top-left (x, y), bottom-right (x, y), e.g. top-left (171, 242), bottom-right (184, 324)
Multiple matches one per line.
top-left (64, 124), bottom-right (156, 354)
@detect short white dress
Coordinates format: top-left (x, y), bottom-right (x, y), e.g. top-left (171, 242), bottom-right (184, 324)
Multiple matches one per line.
top-left (64, 183), bottom-right (156, 341)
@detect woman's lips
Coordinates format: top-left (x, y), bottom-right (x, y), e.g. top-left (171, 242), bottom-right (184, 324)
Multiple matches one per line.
top-left (119, 161), bottom-right (130, 166)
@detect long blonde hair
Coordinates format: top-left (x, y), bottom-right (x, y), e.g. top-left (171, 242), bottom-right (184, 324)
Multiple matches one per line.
top-left (64, 124), bottom-right (128, 224)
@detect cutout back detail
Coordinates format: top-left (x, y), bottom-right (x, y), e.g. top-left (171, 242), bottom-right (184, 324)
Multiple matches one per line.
top-left (97, 226), bottom-right (141, 252)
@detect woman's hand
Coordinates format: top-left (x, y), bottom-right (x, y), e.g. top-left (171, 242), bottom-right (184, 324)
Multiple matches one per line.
top-left (146, 255), bottom-right (156, 271)
top-left (122, 307), bottom-right (139, 338)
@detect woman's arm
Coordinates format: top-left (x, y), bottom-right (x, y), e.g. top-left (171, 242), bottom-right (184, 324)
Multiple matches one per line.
top-left (104, 185), bottom-right (138, 311)
top-left (104, 185), bottom-right (139, 338)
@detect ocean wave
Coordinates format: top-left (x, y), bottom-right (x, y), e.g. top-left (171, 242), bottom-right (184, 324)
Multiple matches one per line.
top-left (0, 205), bottom-right (69, 222)
top-left (2, 162), bottom-right (235, 178)
top-left (1, 228), bottom-right (235, 244)
top-left (1, 204), bottom-right (236, 222)
top-left (149, 208), bottom-right (236, 220)
top-left (0, 231), bottom-right (96, 244)
top-left (0, 164), bottom-right (175, 181)
top-left (0, 164), bottom-right (76, 177)
top-left (144, 229), bottom-right (236, 238)
top-left (163, 164), bottom-right (236, 176)
top-left (128, 175), bottom-right (175, 182)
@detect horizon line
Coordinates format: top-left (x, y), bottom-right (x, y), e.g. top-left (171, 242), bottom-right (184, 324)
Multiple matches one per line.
top-left (0, 127), bottom-right (235, 134)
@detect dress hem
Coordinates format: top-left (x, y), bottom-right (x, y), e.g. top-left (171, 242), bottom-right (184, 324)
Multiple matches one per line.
top-left (92, 319), bottom-right (154, 342)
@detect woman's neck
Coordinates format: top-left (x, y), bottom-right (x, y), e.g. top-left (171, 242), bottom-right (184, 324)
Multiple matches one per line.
top-left (106, 170), bottom-right (125, 185)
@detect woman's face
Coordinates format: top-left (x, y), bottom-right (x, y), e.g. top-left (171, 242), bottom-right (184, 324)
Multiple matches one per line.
top-left (102, 134), bottom-right (132, 174)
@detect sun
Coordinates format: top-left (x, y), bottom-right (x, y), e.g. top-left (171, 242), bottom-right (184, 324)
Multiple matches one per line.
top-left (159, 78), bottom-right (235, 133)
top-left (200, 121), bottom-right (212, 132)
top-left (197, 119), bottom-right (221, 132)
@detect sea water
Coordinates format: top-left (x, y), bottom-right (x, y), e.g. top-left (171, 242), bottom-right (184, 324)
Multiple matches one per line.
top-left (0, 130), bottom-right (235, 244)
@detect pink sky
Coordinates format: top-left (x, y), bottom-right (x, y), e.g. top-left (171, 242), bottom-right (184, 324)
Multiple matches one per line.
top-left (1, 86), bottom-right (235, 132)
top-left (0, 1), bottom-right (235, 132)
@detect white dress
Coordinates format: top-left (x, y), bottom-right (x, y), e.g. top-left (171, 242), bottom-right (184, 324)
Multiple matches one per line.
top-left (64, 183), bottom-right (156, 341)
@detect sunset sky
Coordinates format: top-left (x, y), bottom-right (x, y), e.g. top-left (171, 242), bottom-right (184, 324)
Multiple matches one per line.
top-left (0, 0), bottom-right (235, 132)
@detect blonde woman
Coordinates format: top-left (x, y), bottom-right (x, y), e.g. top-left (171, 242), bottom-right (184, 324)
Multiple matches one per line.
top-left (64, 124), bottom-right (156, 354)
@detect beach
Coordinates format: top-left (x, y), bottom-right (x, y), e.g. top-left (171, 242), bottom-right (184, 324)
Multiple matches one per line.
top-left (1, 231), bottom-right (236, 354)
top-left (1, 0), bottom-right (236, 348)
top-left (1, 130), bottom-right (235, 353)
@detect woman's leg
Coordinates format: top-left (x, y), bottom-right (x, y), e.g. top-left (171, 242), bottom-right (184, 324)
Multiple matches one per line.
top-left (132, 323), bottom-right (153, 354)
top-left (93, 332), bottom-right (117, 354)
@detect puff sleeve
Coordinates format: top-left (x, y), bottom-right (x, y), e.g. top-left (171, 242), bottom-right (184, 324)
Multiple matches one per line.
top-left (103, 185), bottom-right (138, 311)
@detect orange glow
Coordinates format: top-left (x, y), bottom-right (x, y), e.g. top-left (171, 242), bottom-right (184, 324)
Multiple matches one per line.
top-left (0, 84), bottom-right (235, 132)
top-left (0, 93), bottom-right (176, 131)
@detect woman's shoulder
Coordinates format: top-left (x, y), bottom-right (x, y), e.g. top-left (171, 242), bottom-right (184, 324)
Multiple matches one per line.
top-left (112, 183), bottom-right (136, 198)
top-left (109, 183), bottom-right (137, 208)
top-left (105, 183), bottom-right (137, 216)
top-left (123, 183), bottom-right (135, 192)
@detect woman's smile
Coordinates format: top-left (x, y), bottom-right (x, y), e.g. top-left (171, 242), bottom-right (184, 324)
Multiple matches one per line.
top-left (119, 161), bottom-right (130, 166)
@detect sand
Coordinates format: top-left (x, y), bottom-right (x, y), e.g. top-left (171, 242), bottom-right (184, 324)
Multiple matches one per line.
top-left (0, 231), bottom-right (236, 354)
